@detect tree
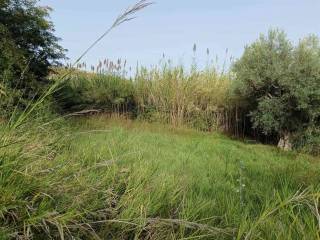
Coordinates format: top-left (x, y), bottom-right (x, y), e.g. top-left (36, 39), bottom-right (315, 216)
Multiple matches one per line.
top-left (233, 29), bottom-right (320, 150)
top-left (0, 0), bottom-right (65, 111)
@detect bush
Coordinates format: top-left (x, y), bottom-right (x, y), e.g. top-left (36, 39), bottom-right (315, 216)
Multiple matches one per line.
top-left (0, 0), bottom-right (64, 116)
top-left (293, 126), bottom-right (320, 155)
top-left (233, 29), bottom-right (320, 149)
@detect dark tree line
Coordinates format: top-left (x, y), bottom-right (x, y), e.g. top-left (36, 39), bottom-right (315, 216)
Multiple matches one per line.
top-left (0, 0), bottom-right (65, 113)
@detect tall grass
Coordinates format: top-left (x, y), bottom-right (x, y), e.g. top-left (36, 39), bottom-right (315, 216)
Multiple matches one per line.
top-left (56, 56), bottom-right (238, 132)
top-left (4, 115), bottom-right (319, 239)
top-left (2, 71), bottom-right (320, 239)
top-left (53, 70), bottom-right (135, 114)
top-left (2, 0), bottom-right (319, 238)
top-left (10, 115), bottom-right (315, 240)
top-left (0, 1), bottom-right (153, 238)
top-left (134, 62), bottom-right (232, 131)
top-left (6, 0), bottom-right (152, 130)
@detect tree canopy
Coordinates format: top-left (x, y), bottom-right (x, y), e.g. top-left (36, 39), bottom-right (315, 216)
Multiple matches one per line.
top-left (0, 0), bottom-right (65, 110)
top-left (233, 29), bottom-right (320, 148)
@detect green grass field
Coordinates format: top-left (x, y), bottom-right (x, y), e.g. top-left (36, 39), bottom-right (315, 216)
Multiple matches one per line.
top-left (1, 116), bottom-right (320, 239)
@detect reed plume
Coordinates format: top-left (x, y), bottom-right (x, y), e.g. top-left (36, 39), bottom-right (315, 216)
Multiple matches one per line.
top-left (11, 0), bottom-right (153, 129)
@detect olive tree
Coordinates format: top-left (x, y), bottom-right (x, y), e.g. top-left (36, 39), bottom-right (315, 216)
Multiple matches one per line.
top-left (233, 29), bottom-right (320, 150)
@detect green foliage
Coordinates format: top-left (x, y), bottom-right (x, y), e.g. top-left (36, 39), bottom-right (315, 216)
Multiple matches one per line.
top-left (233, 30), bottom-right (292, 135)
top-left (233, 29), bottom-right (320, 142)
top-left (293, 126), bottom-right (320, 155)
top-left (54, 62), bottom-right (232, 131)
top-left (291, 35), bottom-right (320, 126)
top-left (134, 63), bottom-right (231, 131)
top-left (0, 0), bottom-right (64, 115)
top-left (53, 70), bottom-right (136, 113)
top-left (2, 116), bottom-right (319, 239)
top-left (51, 30), bottom-right (320, 153)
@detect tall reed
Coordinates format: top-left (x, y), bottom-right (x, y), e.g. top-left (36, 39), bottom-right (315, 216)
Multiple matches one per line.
top-left (0, 1), bottom-right (153, 238)
top-left (134, 62), bottom-right (232, 131)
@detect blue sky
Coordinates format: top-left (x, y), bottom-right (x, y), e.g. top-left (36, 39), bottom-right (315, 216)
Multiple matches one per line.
top-left (40, 0), bottom-right (320, 70)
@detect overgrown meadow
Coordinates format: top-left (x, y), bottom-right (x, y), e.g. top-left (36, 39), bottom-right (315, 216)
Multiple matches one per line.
top-left (1, 0), bottom-right (320, 239)
top-left (1, 111), bottom-right (320, 239)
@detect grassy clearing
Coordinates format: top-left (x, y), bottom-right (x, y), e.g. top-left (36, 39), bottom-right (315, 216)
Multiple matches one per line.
top-left (2, 115), bottom-right (318, 239)
top-left (1, 2), bottom-right (319, 238)
top-left (74, 117), bottom-right (320, 236)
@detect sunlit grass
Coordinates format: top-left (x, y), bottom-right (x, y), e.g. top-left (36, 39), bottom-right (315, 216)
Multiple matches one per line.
top-left (1, 114), bottom-right (319, 239)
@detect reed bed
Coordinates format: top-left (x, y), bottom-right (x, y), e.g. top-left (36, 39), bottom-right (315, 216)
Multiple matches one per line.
top-left (55, 57), bottom-right (241, 133)
top-left (135, 64), bottom-right (232, 131)
top-left (53, 70), bottom-right (135, 114)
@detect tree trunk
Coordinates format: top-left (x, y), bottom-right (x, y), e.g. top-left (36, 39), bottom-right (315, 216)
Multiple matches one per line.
top-left (277, 131), bottom-right (292, 151)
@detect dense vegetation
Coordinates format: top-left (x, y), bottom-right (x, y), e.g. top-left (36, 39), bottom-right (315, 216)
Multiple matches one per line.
top-left (0, 0), bottom-right (64, 115)
top-left (53, 31), bottom-right (320, 154)
top-left (233, 31), bottom-right (320, 154)
top-left (1, 116), bottom-right (320, 239)
top-left (54, 62), bottom-right (232, 132)
top-left (1, 0), bottom-right (320, 239)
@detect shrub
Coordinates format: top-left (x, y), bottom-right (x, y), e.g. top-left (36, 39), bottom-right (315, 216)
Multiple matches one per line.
top-left (233, 29), bottom-right (320, 149)
top-left (0, 0), bottom-right (64, 116)
top-left (293, 126), bottom-right (320, 155)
